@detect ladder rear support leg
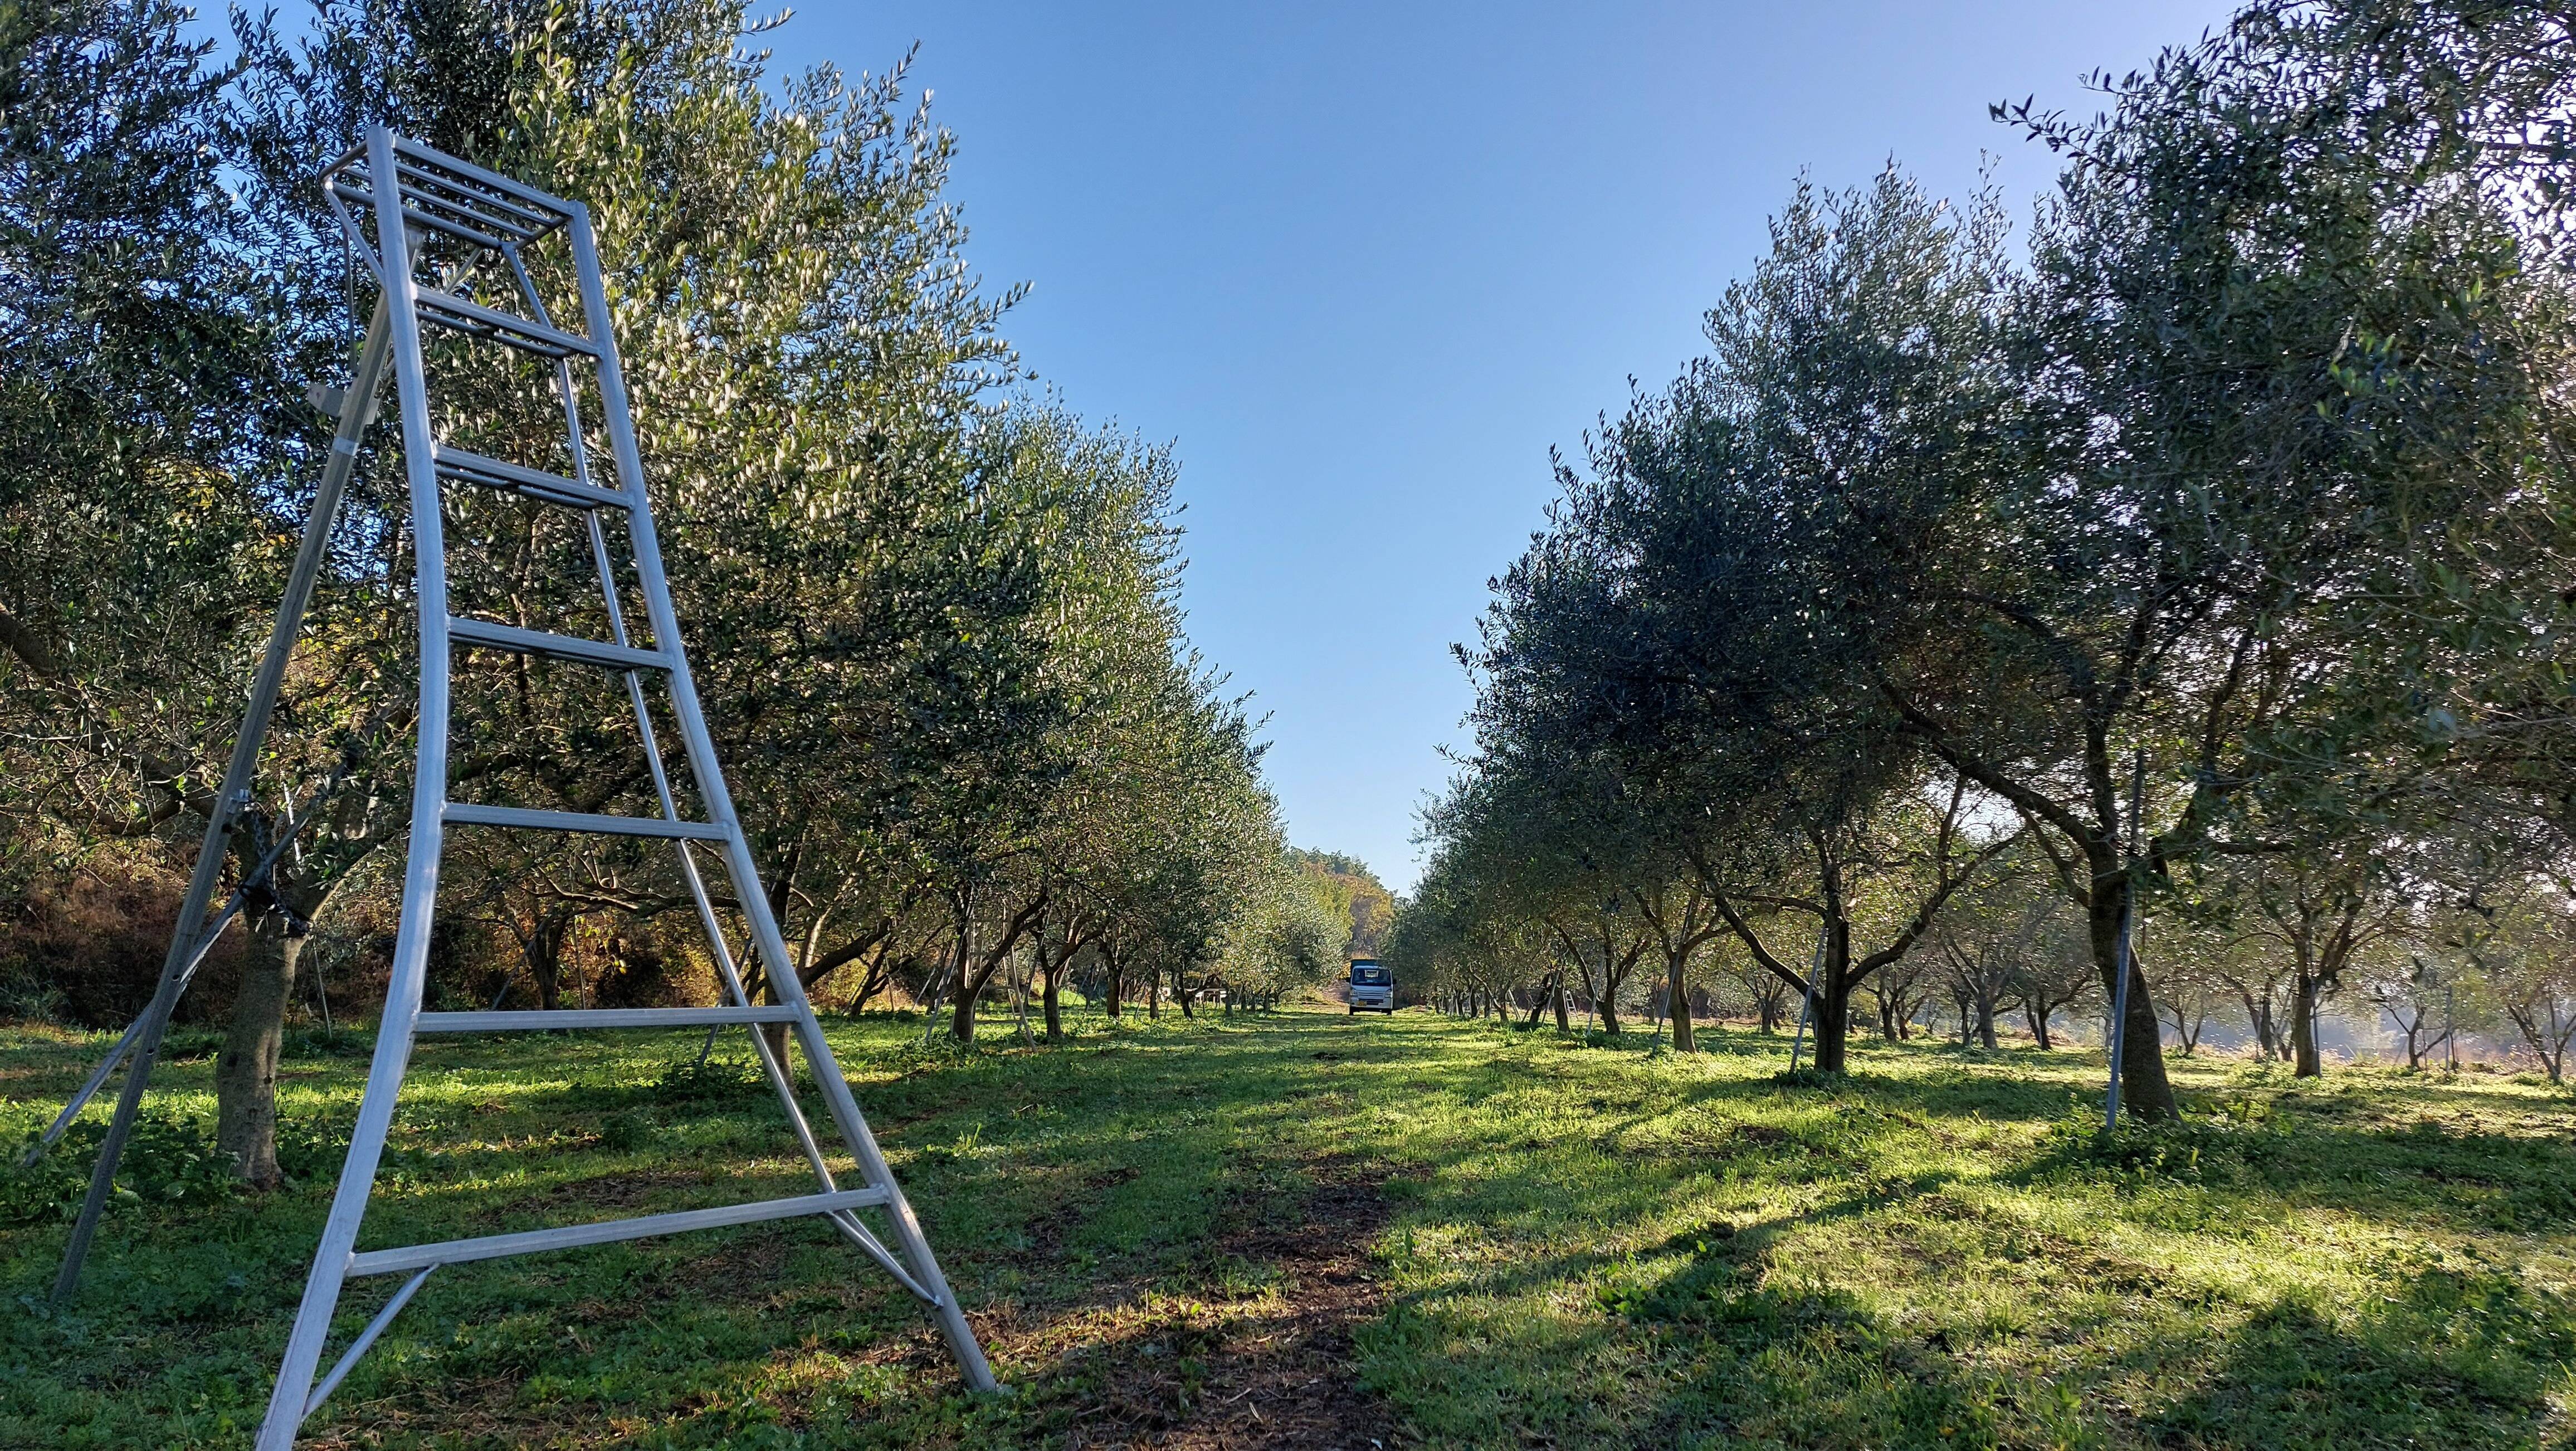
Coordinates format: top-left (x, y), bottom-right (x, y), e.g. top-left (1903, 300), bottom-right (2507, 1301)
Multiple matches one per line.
top-left (52, 291), bottom-right (394, 1303)
top-left (575, 475), bottom-right (845, 1195)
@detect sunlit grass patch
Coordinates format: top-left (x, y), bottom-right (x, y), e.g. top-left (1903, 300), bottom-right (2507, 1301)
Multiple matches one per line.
top-left (1345, 1012), bottom-right (2576, 1450)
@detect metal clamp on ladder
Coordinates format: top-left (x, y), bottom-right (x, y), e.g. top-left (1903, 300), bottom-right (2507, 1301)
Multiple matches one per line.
top-left (34, 128), bottom-right (998, 1450)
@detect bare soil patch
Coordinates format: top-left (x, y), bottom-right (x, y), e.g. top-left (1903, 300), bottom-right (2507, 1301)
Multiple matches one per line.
top-left (1004, 1159), bottom-right (1397, 1450)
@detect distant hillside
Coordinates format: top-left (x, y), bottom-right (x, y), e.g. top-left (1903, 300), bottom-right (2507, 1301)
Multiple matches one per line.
top-left (1289, 848), bottom-right (1395, 959)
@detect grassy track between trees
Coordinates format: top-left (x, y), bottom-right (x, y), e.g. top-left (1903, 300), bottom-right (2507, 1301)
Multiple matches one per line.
top-left (4, 1005), bottom-right (2573, 1448)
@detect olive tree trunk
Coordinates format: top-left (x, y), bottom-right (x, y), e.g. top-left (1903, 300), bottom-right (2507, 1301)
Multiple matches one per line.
top-left (1809, 967), bottom-right (1854, 1073)
top-left (2091, 871), bottom-right (2177, 1119)
top-left (216, 912), bottom-right (302, 1187)
top-left (1667, 952), bottom-right (1695, 1052)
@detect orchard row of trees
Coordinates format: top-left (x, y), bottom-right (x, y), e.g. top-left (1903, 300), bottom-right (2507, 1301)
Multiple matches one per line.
top-left (1389, 0), bottom-right (2576, 1116)
top-left (1402, 821), bottom-right (2576, 1083)
top-left (1, 0), bottom-right (1341, 1184)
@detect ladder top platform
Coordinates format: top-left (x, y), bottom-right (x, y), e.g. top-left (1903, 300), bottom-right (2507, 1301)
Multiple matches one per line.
top-left (325, 135), bottom-right (579, 249)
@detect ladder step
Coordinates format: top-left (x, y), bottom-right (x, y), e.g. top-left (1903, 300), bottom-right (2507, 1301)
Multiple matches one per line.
top-left (416, 286), bottom-right (598, 359)
top-left (442, 802), bottom-right (729, 841)
top-left (347, 1187), bottom-right (892, 1277)
top-left (417, 1005), bottom-right (803, 1033)
top-left (450, 616), bottom-right (668, 672)
top-left (433, 445), bottom-right (628, 510)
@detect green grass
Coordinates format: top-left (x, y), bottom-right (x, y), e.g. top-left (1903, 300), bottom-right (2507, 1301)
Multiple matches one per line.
top-left (4, 1005), bottom-right (2573, 1448)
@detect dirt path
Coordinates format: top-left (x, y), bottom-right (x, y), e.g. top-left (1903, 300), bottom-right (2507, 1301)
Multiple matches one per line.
top-left (996, 1160), bottom-right (1397, 1449)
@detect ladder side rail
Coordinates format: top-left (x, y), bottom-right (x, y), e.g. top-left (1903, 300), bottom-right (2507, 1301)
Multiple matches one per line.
top-left (568, 356), bottom-right (851, 1207)
top-left (51, 293), bottom-right (394, 1302)
top-left (560, 361), bottom-right (750, 924)
top-left (628, 775), bottom-right (846, 1195)
top-left (257, 127), bottom-right (454, 1451)
top-left (563, 202), bottom-right (998, 1390)
top-left (763, 848), bottom-right (993, 1380)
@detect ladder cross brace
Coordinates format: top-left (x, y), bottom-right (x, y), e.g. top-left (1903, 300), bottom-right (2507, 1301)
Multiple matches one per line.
top-left (345, 1187), bottom-right (895, 1277)
top-left (414, 1004), bottom-right (803, 1032)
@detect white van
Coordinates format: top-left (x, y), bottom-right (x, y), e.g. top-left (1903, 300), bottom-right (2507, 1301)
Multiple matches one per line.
top-left (1347, 958), bottom-right (1394, 1015)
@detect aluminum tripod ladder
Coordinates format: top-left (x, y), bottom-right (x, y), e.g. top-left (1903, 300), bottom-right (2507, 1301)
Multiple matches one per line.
top-left (37, 128), bottom-right (996, 1449)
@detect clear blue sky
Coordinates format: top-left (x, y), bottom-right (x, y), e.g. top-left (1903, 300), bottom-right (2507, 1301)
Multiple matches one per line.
top-left (768, 2), bottom-right (2240, 893)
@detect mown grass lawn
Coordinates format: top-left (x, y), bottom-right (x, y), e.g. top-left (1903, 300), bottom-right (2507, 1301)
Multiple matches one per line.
top-left (4, 1004), bottom-right (2573, 1449)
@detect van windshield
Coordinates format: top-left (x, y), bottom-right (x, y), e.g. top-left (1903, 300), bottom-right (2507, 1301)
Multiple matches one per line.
top-left (1352, 967), bottom-right (1387, 985)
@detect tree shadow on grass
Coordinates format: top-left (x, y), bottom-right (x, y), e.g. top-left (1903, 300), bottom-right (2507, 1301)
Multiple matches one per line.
top-left (1663, 1060), bottom-right (2084, 1126)
top-left (1340, 1025), bottom-right (2576, 1449)
top-left (1368, 1151), bottom-right (2575, 1451)
top-left (2006, 1108), bottom-right (2576, 1239)
top-left (1665, 1050), bottom-right (2576, 1210)
top-left (2135, 1261), bottom-right (2575, 1450)
top-left (1361, 1182), bottom-right (2084, 1451)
